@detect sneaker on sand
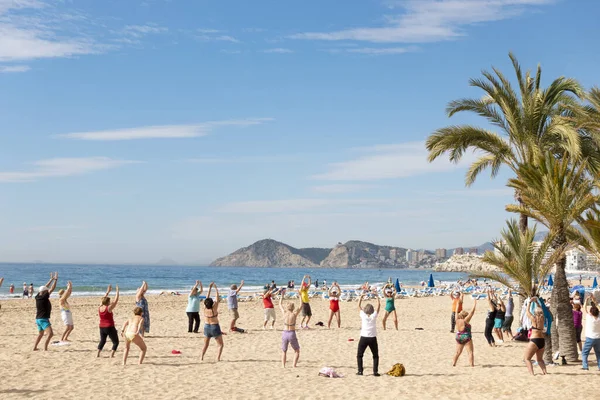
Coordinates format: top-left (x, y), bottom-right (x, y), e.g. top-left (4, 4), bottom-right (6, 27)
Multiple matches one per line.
top-left (553, 351), bottom-right (560, 360)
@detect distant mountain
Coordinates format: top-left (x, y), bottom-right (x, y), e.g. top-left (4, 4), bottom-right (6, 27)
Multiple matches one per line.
top-left (320, 240), bottom-right (407, 268)
top-left (209, 239), bottom-right (331, 268)
top-left (156, 258), bottom-right (178, 266)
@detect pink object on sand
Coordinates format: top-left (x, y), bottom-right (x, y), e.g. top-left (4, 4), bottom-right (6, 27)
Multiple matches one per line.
top-left (172, 350), bottom-right (182, 354)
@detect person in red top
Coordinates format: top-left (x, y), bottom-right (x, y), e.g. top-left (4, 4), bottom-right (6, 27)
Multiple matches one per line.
top-left (450, 292), bottom-right (464, 333)
top-left (97, 284), bottom-right (120, 358)
top-left (262, 287), bottom-right (276, 329)
top-left (327, 282), bottom-right (341, 329)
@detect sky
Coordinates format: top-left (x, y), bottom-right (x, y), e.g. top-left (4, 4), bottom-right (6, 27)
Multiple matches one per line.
top-left (0, 0), bottom-right (599, 264)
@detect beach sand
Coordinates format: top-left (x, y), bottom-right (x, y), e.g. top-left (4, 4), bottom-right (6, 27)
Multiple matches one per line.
top-left (0, 293), bottom-right (598, 400)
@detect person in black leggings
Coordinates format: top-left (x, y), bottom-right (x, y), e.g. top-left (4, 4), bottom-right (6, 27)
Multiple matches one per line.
top-left (356, 293), bottom-right (381, 376)
top-left (484, 289), bottom-right (497, 347)
top-left (97, 285), bottom-right (120, 358)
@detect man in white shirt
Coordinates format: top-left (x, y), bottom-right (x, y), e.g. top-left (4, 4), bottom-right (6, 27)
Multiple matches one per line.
top-left (357, 293), bottom-right (381, 376)
top-left (582, 297), bottom-right (600, 370)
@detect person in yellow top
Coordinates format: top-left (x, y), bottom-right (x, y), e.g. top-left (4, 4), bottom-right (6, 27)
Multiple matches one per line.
top-left (450, 292), bottom-right (464, 333)
top-left (299, 275), bottom-right (312, 329)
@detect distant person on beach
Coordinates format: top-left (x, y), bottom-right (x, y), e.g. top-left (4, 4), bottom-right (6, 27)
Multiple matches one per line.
top-left (135, 281), bottom-right (150, 336)
top-left (299, 275), bottom-right (312, 329)
top-left (262, 286), bottom-right (276, 329)
top-left (493, 296), bottom-right (506, 343)
top-left (121, 307), bottom-right (147, 365)
top-left (581, 296), bottom-right (600, 371)
top-left (502, 295), bottom-right (514, 340)
top-left (97, 285), bottom-right (120, 358)
top-left (382, 284), bottom-right (398, 331)
top-left (357, 292), bottom-right (381, 376)
top-left (279, 295), bottom-right (302, 367)
top-left (573, 303), bottom-right (583, 353)
top-left (450, 292), bottom-right (464, 333)
top-left (484, 289), bottom-right (497, 347)
top-left (270, 280), bottom-right (277, 291)
top-left (228, 280), bottom-right (244, 332)
top-left (186, 280), bottom-right (203, 333)
top-left (327, 282), bottom-right (341, 329)
top-left (22, 282), bottom-right (28, 298)
top-left (452, 298), bottom-right (477, 367)
top-left (33, 272), bottom-right (58, 351)
top-left (202, 282), bottom-right (224, 361)
top-left (524, 297), bottom-right (547, 375)
top-left (9, 283), bottom-right (14, 294)
top-left (28, 283), bottom-right (34, 298)
top-left (58, 281), bottom-right (74, 342)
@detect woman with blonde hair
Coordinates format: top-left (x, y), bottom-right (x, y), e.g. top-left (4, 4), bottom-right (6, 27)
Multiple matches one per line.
top-left (279, 295), bottom-right (302, 367)
top-left (58, 281), bottom-right (74, 342)
top-left (452, 299), bottom-right (477, 367)
top-left (121, 307), bottom-right (147, 365)
top-left (524, 297), bottom-right (547, 375)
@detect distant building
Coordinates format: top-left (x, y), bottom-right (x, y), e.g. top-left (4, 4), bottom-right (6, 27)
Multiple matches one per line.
top-left (417, 249), bottom-right (426, 262)
top-left (389, 249), bottom-right (398, 261)
top-left (566, 248), bottom-right (586, 272)
top-left (454, 247), bottom-right (464, 255)
top-left (406, 249), bottom-right (417, 263)
top-left (469, 248), bottom-right (478, 255)
top-left (435, 248), bottom-right (447, 259)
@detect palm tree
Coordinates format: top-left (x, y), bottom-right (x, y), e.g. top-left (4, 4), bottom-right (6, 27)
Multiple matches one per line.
top-left (473, 220), bottom-right (566, 298)
top-left (506, 154), bottom-right (600, 362)
top-left (473, 219), bottom-right (569, 363)
top-left (426, 53), bottom-right (589, 232)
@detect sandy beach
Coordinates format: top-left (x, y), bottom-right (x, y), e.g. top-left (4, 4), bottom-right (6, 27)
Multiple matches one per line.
top-left (0, 293), bottom-right (598, 400)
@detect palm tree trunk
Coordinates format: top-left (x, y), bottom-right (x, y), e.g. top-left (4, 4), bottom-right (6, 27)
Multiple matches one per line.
top-left (515, 191), bottom-right (528, 233)
top-left (550, 255), bottom-right (578, 362)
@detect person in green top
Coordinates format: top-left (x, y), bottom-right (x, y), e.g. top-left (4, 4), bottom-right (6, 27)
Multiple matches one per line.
top-left (382, 284), bottom-right (398, 330)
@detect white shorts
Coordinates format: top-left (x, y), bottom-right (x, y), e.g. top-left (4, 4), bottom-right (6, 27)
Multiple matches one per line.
top-left (61, 310), bottom-right (73, 326)
top-left (264, 308), bottom-right (276, 321)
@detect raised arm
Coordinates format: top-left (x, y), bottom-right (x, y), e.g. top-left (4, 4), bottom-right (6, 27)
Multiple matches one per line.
top-left (584, 296), bottom-right (592, 315)
top-left (306, 275), bottom-right (312, 288)
top-left (136, 281), bottom-right (147, 301)
top-left (236, 280), bottom-right (244, 294)
top-left (48, 272), bottom-right (58, 294)
top-left (103, 284), bottom-right (112, 298)
top-left (0, 277), bottom-right (3, 288)
top-left (190, 280), bottom-right (200, 296)
top-left (376, 292), bottom-right (381, 314)
top-left (109, 285), bottom-right (120, 311)
top-left (358, 294), bottom-right (364, 311)
top-left (294, 301), bottom-right (303, 316)
top-left (214, 284), bottom-right (221, 305)
top-left (44, 272), bottom-right (54, 288)
top-left (465, 300), bottom-right (478, 323)
top-left (61, 281), bottom-right (73, 300)
top-left (526, 297), bottom-right (538, 321)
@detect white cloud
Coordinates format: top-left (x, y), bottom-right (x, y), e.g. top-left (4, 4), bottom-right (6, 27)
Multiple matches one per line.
top-left (197, 28), bottom-right (221, 34)
top-left (0, 64), bottom-right (30, 72)
top-left (346, 47), bottom-right (413, 55)
top-left (184, 154), bottom-right (301, 164)
top-left (122, 24), bottom-right (168, 38)
top-left (312, 141), bottom-right (479, 181)
top-left (262, 48), bottom-right (293, 54)
top-left (196, 30), bottom-right (240, 43)
top-left (290, 0), bottom-right (554, 43)
top-left (0, 0), bottom-right (105, 62)
top-left (56, 118), bottom-right (273, 141)
top-left (0, 157), bottom-right (139, 183)
top-left (217, 198), bottom-right (390, 214)
top-left (310, 184), bottom-right (377, 193)
top-left (220, 49), bottom-right (242, 54)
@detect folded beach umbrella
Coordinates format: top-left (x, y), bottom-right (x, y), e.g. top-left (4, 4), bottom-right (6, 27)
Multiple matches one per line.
top-left (428, 273), bottom-right (435, 288)
top-left (593, 277), bottom-right (598, 289)
top-left (548, 275), bottom-right (554, 286)
top-left (395, 278), bottom-right (401, 292)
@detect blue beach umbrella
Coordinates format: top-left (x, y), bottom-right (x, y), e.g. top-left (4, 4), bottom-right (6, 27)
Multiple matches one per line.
top-left (593, 277), bottom-right (598, 289)
top-left (395, 278), bottom-right (401, 292)
top-left (548, 275), bottom-right (554, 286)
top-left (428, 273), bottom-right (435, 288)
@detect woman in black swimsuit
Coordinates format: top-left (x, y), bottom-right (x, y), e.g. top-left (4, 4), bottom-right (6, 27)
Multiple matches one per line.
top-left (524, 296), bottom-right (547, 375)
top-left (484, 289), bottom-right (497, 347)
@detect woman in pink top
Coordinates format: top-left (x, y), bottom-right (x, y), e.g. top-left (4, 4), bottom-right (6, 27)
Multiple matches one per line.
top-left (573, 303), bottom-right (583, 352)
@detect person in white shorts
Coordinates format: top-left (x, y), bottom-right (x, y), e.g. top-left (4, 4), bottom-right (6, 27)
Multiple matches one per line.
top-left (262, 287), bottom-right (276, 329)
top-left (58, 281), bottom-right (74, 342)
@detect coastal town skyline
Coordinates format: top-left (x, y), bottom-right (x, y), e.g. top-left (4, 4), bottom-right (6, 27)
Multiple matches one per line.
top-left (2, 1), bottom-right (599, 264)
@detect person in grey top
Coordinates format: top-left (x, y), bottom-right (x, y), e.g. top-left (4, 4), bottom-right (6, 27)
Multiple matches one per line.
top-left (228, 280), bottom-right (244, 332)
top-left (502, 295), bottom-right (514, 339)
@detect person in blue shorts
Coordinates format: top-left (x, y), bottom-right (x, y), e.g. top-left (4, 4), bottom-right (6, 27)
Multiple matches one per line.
top-left (33, 272), bottom-right (58, 351)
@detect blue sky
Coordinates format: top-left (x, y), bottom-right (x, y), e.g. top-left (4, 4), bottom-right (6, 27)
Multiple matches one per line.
top-left (0, 0), bottom-right (598, 264)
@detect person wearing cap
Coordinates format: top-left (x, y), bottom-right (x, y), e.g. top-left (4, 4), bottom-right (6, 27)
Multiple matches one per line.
top-left (33, 272), bottom-right (59, 351)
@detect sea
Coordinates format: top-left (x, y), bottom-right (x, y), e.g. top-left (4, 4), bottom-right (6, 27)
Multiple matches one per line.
top-left (0, 263), bottom-right (471, 299)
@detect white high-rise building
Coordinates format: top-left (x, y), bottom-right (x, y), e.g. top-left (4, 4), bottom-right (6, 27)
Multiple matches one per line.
top-left (566, 248), bottom-right (587, 272)
top-left (406, 249), bottom-right (417, 263)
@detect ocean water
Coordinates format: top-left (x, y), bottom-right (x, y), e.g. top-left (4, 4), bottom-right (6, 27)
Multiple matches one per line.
top-left (0, 263), bottom-right (470, 298)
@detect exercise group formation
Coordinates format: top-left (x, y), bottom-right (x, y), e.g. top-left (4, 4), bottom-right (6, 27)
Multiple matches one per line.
top-left (1, 274), bottom-right (599, 375)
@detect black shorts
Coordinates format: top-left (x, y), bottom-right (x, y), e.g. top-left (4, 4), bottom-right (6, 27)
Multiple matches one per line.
top-left (502, 316), bottom-right (514, 331)
top-left (301, 302), bottom-right (312, 317)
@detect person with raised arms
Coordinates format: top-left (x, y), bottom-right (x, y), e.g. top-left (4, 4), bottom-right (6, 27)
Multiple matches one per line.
top-left (121, 307), bottom-right (147, 365)
top-left (279, 295), bottom-right (302, 368)
top-left (524, 296), bottom-right (547, 375)
top-left (452, 298), bottom-right (477, 367)
top-left (299, 275), bottom-right (312, 329)
top-left (135, 281), bottom-right (150, 336)
top-left (262, 286), bottom-right (276, 330)
top-left (33, 272), bottom-right (58, 351)
top-left (581, 296), bottom-right (600, 371)
top-left (186, 280), bottom-right (203, 333)
top-left (382, 283), bottom-right (398, 331)
top-left (201, 282), bottom-right (224, 361)
top-left (356, 292), bottom-right (381, 376)
top-left (327, 282), bottom-right (342, 329)
top-left (97, 285), bottom-right (120, 358)
top-left (58, 281), bottom-right (74, 342)
top-left (228, 280), bottom-right (244, 332)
